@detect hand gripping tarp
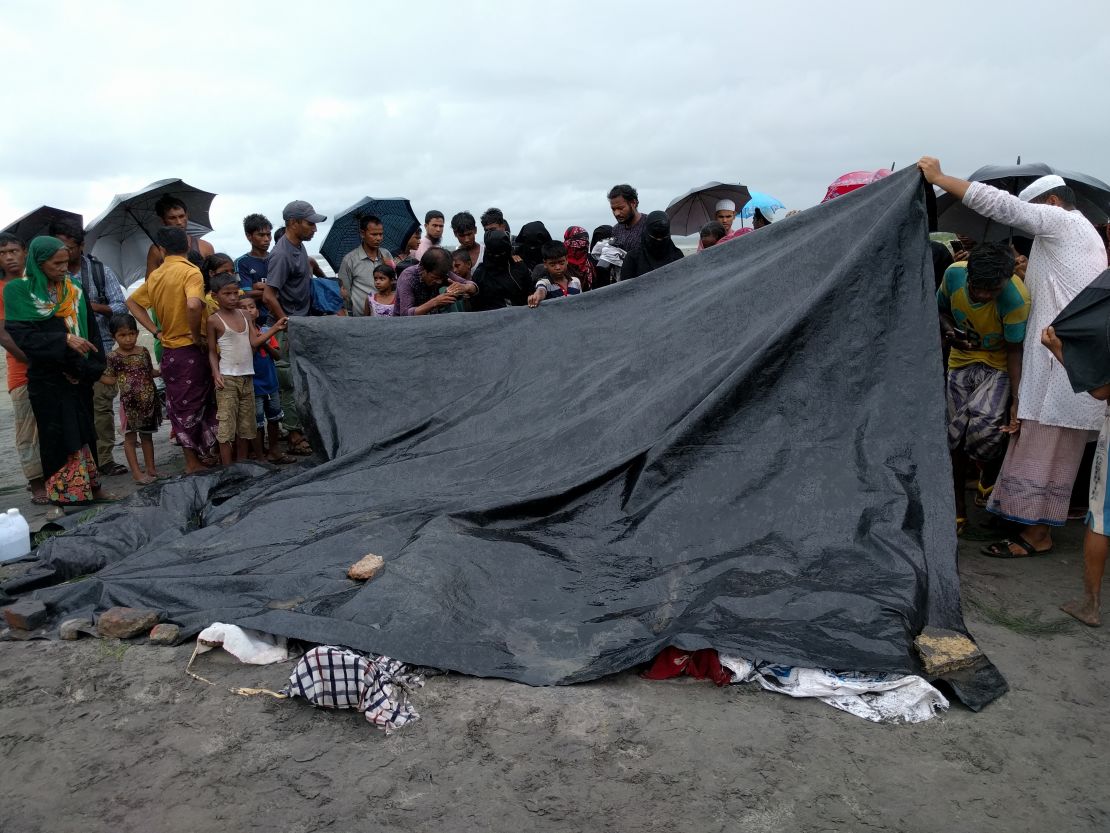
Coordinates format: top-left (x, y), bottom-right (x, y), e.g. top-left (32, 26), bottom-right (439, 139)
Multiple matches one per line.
top-left (18, 168), bottom-right (1004, 706)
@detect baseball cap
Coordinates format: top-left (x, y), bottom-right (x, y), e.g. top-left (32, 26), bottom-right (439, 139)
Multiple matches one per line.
top-left (282, 200), bottom-right (327, 223)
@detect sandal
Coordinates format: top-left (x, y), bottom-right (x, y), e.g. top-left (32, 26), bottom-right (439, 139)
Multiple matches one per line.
top-left (974, 482), bottom-right (994, 508)
top-left (99, 462), bottom-right (129, 477)
top-left (287, 439), bottom-right (313, 456)
top-left (981, 536), bottom-right (1053, 558)
top-left (267, 454), bottom-right (297, 465)
top-left (956, 517), bottom-right (967, 536)
top-left (30, 495), bottom-right (50, 506)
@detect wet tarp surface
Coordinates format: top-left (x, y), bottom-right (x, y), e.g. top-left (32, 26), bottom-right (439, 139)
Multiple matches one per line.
top-left (20, 169), bottom-right (988, 689)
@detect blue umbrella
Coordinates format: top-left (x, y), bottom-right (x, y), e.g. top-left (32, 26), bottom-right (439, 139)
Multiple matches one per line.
top-left (320, 196), bottom-right (419, 272)
top-left (740, 191), bottom-right (785, 219)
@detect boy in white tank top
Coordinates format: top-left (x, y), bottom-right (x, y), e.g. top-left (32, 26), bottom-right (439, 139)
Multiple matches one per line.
top-left (207, 273), bottom-right (287, 465)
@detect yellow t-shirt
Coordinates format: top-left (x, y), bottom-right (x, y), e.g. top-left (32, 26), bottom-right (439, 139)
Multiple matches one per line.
top-left (937, 262), bottom-right (1030, 372)
top-left (129, 255), bottom-right (207, 349)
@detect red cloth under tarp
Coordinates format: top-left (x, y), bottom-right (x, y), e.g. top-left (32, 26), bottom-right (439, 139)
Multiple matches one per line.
top-left (641, 646), bottom-right (733, 687)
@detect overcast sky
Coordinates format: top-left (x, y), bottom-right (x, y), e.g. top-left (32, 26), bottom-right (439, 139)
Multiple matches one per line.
top-left (1, 0), bottom-right (1106, 264)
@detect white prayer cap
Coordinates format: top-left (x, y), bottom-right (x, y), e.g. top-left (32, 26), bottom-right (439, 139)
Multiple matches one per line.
top-left (1019, 175), bottom-right (1066, 202)
top-left (714, 199), bottom-right (736, 212)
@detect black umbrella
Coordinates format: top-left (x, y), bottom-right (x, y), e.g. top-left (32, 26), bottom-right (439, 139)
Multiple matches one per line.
top-left (1050, 269), bottom-right (1110, 393)
top-left (665, 182), bottom-right (752, 236)
top-left (3, 205), bottom-right (83, 245)
top-left (937, 163), bottom-right (1110, 242)
top-left (319, 196), bottom-right (419, 272)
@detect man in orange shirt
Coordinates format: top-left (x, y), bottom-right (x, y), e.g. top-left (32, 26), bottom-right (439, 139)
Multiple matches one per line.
top-left (127, 227), bottom-right (218, 472)
top-left (0, 233), bottom-right (46, 502)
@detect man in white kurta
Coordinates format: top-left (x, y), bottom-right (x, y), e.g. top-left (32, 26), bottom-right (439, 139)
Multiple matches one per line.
top-left (920, 159), bottom-right (1108, 556)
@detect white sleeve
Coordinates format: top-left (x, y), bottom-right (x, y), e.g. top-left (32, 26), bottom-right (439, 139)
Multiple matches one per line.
top-left (962, 182), bottom-right (1068, 239)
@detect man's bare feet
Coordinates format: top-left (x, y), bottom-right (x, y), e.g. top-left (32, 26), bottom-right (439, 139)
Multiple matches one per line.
top-left (1061, 598), bottom-right (1101, 627)
top-left (133, 474), bottom-right (156, 485)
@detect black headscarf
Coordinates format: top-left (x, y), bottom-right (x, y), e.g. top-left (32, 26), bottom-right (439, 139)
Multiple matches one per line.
top-left (472, 230), bottom-right (530, 310)
top-left (515, 221), bottom-right (552, 273)
top-left (622, 211), bottom-right (683, 280)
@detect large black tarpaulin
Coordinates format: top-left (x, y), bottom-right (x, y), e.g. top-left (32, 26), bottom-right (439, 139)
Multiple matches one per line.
top-left (18, 169), bottom-right (1000, 700)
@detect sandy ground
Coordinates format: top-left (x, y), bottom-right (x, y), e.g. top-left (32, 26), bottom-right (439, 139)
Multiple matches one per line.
top-left (1, 393), bottom-right (1109, 832)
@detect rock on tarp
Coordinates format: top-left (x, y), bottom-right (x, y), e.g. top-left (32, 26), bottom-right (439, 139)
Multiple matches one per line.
top-left (19, 168), bottom-right (1004, 705)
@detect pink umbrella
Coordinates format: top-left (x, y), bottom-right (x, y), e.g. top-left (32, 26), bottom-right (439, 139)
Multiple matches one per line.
top-left (821, 169), bottom-right (892, 203)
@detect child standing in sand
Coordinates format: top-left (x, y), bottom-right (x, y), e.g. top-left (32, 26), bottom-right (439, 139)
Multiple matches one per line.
top-left (208, 273), bottom-right (286, 466)
top-left (100, 314), bottom-right (163, 484)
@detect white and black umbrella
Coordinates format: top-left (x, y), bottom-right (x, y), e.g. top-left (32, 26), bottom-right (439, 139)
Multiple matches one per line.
top-left (937, 163), bottom-right (1110, 242)
top-left (85, 178), bottom-right (216, 286)
top-left (665, 182), bottom-right (752, 236)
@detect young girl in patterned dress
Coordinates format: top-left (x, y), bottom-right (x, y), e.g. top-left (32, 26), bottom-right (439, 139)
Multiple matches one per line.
top-left (100, 313), bottom-right (163, 484)
top-left (365, 264), bottom-right (397, 316)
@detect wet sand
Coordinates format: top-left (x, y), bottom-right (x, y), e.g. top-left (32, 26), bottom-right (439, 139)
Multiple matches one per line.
top-left (0, 399), bottom-right (1107, 831)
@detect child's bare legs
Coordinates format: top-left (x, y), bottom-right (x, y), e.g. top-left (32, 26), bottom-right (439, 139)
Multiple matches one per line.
top-left (218, 441), bottom-right (234, 466)
top-left (236, 437), bottom-right (251, 463)
top-left (139, 433), bottom-right (160, 478)
top-left (1061, 527), bottom-right (1109, 626)
top-left (123, 431), bottom-right (155, 484)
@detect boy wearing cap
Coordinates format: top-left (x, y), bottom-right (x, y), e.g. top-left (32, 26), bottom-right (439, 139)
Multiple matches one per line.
top-left (920, 157), bottom-right (1108, 557)
top-left (714, 200), bottom-right (737, 234)
top-left (262, 199), bottom-right (326, 456)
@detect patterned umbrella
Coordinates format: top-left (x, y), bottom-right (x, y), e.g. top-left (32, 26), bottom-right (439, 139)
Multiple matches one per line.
top-left (319, 197), bottom-right (419, 272)
top-left (664, 182), bottom-right (752, 236)
top-left (821, 169), bottom-right (892, 203)
top-left (3, 205), bottom-right (84, 245)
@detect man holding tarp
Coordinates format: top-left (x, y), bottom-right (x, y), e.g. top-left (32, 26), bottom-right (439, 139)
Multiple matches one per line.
top-left (920, 158), bottom-right (1109, 557)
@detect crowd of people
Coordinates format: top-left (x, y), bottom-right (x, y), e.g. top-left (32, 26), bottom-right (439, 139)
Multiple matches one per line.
top-left (920, 157), bottom-right (1110, 627)
top-left (2, 164), bottom-right (1110, 626)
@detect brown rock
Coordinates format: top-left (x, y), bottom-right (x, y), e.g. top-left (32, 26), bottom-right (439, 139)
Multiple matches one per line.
top-left (97, 607), bottom-right (160, 639)
top-left (348, 553), bottom-right (385, 581)
top-left (149, 623), bottom-right (181, 645)
top-left (3, 600), bottom-right (47, 631)
top-left (915, 626), bottom-right (983, 676)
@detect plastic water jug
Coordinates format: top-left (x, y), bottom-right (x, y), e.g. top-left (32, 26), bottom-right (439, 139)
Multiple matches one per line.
top-left (0, 508), bottom-right (31, 562)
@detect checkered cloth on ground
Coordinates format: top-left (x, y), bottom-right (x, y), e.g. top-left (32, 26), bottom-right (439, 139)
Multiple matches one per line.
top-left (282, 646), bottom-right (423, 733)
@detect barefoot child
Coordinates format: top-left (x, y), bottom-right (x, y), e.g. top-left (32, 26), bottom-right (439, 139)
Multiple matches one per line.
top-left (241, 297), bottom-right (292, 463)
top-left (365, 264), bottom-right (397, 316)
top-left (1042, 325), bottom-right (1110, 626)
top-left (207, 274), bottom-right (286, 466)
top-left (100, 314), bottom-right (163, 484)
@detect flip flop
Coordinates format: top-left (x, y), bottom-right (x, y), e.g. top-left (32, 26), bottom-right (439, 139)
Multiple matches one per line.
top-left (974, 482), bottom-right (994, 508)
top-left (30, 495), bottom-right (50, 505)
top-left (980, 536), bottom-right (1053, 558)
top-left (956, 517), bottom-right (967, 536)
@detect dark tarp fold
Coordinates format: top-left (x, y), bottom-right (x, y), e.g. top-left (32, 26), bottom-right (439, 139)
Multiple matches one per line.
top-left (1050, 269), bottom-right (1110, 393)
top-left (12, 168), bottom-right (1004, 706)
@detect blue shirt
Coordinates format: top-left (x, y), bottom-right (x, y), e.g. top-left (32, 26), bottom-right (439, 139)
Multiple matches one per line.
top-left (252, 328), bottom-right (279, 396)
top-left (236, 253), bottom-right (270, 325)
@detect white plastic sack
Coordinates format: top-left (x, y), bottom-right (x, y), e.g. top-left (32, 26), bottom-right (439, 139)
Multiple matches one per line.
top-left (719, 655), bottom-right (948, 724)
top-left (195, 622), bottom-right (288, 665)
